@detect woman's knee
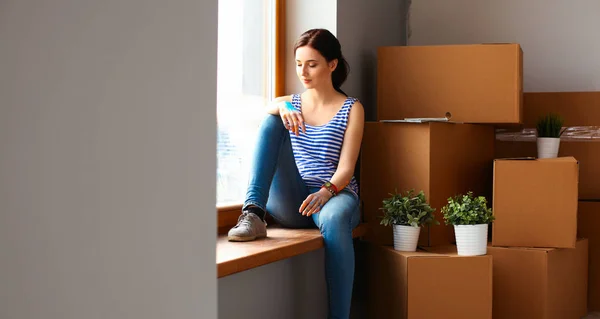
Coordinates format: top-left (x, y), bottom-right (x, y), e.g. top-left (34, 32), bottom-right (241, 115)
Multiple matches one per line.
top-left (260, 114), bottom-right (285, 132)
top-left (317, 193), bottom-right (360, 233)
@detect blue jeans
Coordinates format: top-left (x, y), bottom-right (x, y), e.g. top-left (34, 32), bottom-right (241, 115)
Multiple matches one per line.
top-left (244, 114), bottom-right (361, 319)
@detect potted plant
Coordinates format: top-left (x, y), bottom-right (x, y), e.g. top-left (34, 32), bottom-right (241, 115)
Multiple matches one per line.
top-left (441, 191), bottom-right (494, 256)
top-left (380, 189), bottom-right (438, 252)
top-left (536, 113), bottom-right (564, 158)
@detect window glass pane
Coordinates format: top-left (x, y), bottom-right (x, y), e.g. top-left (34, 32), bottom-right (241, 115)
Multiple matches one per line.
top-left (217, 0), bottom-right (274, 206)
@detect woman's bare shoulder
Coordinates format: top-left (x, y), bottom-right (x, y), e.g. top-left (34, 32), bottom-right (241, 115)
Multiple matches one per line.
top-left (272, 95), bottom-right (292, 103)
top-left (351, 99), bottom-right (364, 110)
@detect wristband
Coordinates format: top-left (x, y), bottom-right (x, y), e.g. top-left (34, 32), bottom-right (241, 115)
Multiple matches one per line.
top-left (322, 181), bottom-right (338, 196)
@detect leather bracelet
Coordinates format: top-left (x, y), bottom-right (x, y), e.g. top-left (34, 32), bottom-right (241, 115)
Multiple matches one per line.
top-left (321, 181), bottom-right (338, 196)
top-left (330, 183), bottom-right (338, 195)
top-left (322, 186), bottom-right (336, 196)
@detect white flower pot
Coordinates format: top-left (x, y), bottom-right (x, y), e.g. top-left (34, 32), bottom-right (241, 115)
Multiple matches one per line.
top-left (454, 224), bottom-right (488, 256)
top-left (392, 224), bottom-right (420, 252)
top-left (537, 137), bottom-right (560, 159)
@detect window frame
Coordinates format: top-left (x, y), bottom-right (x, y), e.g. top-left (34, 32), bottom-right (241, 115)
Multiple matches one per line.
top-left (216, 0), bottom-right (286, 228)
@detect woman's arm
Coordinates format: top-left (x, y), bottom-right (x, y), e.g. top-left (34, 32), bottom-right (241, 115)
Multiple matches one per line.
top-left (330, 100), bottom-right (365, 191)
top-left (266, 95), bottom-right (305, 135)
top-left (265, 95), bottom-right (293, 115)
top-left (299, 100), bottom-right (364, 216)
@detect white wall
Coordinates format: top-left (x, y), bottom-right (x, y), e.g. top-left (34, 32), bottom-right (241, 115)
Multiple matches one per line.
top-left (285, 0), bottom-right (338, 95)
top-left (0, 0), bottom-right (217, 318)
top-left (409, 0), bottom-right (600, 92)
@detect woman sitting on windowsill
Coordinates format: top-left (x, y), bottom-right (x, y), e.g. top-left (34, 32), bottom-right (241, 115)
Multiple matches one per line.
top-left (227, 28), bottom-right (364, 319)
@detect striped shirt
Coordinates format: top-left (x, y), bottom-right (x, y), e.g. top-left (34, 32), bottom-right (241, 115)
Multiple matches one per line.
top-left (289, 94), bottom-right (359, 196)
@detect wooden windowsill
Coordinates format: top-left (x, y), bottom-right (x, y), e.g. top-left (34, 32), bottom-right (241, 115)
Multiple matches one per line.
top-left (217, 223), bottom-right (368, 278)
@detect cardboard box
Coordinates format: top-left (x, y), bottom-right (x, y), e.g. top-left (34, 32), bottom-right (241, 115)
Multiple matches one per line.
top-left (360, 242), bottom-right (492, 319)
top-left (492, 157), bottom-right (578, 248)
top-left (495, 140), bottom-right (600, 199)
top-left (577, 201), bottom-right (600, 311)
top-left (488, 239), bottom-right (588, 319)
top-left (522, 91), bottom-right (600, 127)
top-left (360, 122), bottom-right (495, 247)
top-left (377, 44), bottom-right (523, 124)
top-left (495, 91), bottom-right (600, 199)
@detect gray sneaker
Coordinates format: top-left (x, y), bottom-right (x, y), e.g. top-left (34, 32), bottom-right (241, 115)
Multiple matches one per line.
top-left (227, 211), bottom-right (267, 242)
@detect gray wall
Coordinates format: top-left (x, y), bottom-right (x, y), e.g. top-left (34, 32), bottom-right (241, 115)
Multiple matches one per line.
top-left (337, 0), bottom-right (408, 121)
top-left (0, 0), bottom-right (217, 318)
top-left (409, 0), bottom-right (600, 92)
top-left (218, 1), bottom-right (406, 318)
top-left (219, 249), bottom-right (328, 319)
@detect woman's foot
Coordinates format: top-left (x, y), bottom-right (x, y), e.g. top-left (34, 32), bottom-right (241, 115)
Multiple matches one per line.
top-left (227, 209), bottom-right (267, 242)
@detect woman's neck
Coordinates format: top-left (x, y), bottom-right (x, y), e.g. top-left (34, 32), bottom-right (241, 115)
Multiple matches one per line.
top-left (303, 86), bottom-right (341, 107)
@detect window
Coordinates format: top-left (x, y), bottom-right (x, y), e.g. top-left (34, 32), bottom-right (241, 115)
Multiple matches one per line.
top-left (216, 0), bottom-right (280, 206)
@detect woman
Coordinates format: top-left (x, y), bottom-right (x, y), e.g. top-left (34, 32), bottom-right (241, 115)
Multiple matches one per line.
top-left (228, 28), bottom-right (364, 319)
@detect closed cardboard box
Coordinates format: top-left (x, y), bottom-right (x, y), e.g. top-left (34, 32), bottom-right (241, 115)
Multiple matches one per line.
top-left (577, 201), bottom-right (600, 311)
top-left (495, 140), bottom-right (600, 199)
top-left (361, 242), bottom-right (492, 319)
top-left (488, 239), bottom-right (588, 319)
top-left (360, 122), bottom-right (495, 247)
top-left (492, 157), bottom-right (578, 248)
top-left (522, 91), bottom-right (600, 128)
top-left (377, 44), bottom-right (523, 124)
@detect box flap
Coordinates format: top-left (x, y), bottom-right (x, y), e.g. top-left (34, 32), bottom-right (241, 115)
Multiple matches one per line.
top-left (387, 248), bottom-right (447, 259)
top-left (380, 119), bottom-right (463, 124)
top-left (537, 156), bottom-right (578, 163)
top-left (488, 243), bottom-right (555, 253)
top-left (422, 244), bottom-right (459, 255)
top-left (379, 120), bottom-right (464, 125)
top-left (495, 156), bottom-right (577, 163)
top-left (495, 157), bottom-right (536, 161)
top-left (424, 244), bottom-right (497, 257)
top-left (379, 119), bottom-right (437, 124)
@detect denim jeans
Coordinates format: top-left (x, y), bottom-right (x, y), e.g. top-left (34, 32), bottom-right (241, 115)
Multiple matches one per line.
top-left (244, 114), bottom-right (361, 319)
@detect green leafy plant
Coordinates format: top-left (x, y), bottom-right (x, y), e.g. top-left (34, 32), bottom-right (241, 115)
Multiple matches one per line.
top-left (441, 191), bottom-right (494, 225)
top-left (536, 113), bottom-right (564, 138)
top-left (380, 189), bottom-right (439, 227)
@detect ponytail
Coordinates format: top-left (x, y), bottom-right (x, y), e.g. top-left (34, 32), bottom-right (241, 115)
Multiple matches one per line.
top-left (332, 55), bottom-right (349, 96)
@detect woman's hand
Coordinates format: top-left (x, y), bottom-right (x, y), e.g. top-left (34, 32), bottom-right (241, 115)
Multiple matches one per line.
top-left (278, 101), bottom-right (305, 136)
top-left (299, 188), bottom-right (333, 216)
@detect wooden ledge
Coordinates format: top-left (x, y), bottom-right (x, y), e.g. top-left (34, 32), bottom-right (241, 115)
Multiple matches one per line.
top-left (217, 223), bottom-right (368, 278)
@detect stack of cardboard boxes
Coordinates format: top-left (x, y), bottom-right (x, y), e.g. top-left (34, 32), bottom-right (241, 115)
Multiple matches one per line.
top-left (361, 44), bottom-right (523, 248)
top-left (357, 44), bottom-right (594, 318)
top-left (489, 156), bottom-right (588, 319)
top-left (495, 91), bottom-right (600, 315)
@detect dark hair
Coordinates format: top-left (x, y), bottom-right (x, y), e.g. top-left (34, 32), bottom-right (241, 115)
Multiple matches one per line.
top-left (293, 29), bottom-right (350, 96)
